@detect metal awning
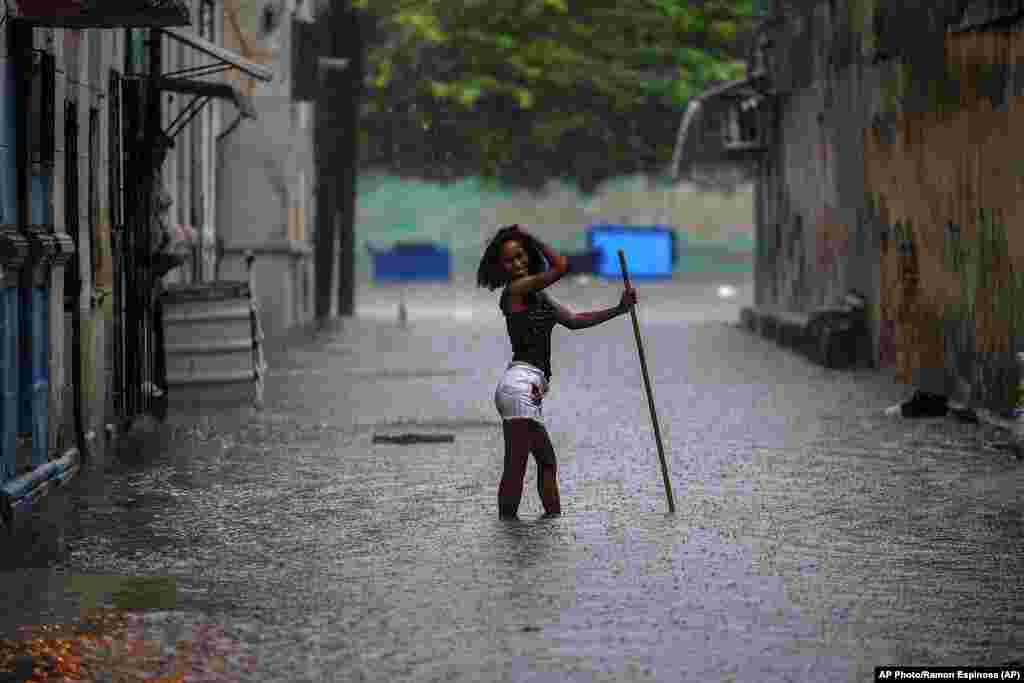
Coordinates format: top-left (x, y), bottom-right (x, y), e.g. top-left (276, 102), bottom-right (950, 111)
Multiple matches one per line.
top-left (160, 27), bottom-right (274, 82)
top-left (12, 0), bottom-right (190, 27)
top-left (156, 76), bottom-right (256, 139)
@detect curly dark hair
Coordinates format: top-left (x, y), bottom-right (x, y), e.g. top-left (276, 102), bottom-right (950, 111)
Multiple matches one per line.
top-left (476, 225), bottom-right (548, 291)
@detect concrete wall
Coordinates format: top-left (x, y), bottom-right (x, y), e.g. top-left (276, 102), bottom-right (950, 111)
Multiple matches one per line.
top-left (46, 26), bottom-right (125, 438)
top-left (757, 0), bottom-right (1024, 410)
top-left (757, 1), bottom-right (931, 376)
top-left (0, 37), bottom-right (15, 228)
top-left (217, 0), bottom-right (316, 337)
top-left (757, 37), bottom-right (884, 309)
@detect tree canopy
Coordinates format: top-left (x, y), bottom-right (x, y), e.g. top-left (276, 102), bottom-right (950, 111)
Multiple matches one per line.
top-left (353, 0), bottom-right (759, 194)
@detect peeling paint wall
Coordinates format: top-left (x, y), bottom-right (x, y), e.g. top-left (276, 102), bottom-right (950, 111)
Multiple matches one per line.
top-left (758, 1), bottom-right (879, 319)
top-left (760, 0), bottom-right (1024, 410)
top-left (865, 27), bottom-right (1024, 408)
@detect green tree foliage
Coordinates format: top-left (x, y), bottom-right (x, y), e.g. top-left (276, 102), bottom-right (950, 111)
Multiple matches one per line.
top-left (354, 0), bottom-right (756, 194)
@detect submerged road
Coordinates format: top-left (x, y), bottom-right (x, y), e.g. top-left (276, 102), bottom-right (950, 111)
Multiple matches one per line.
top-left (1, 276), bottom-right (1020, 682)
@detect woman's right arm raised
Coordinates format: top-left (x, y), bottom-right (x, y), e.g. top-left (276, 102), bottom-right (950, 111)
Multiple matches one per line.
top-left (506, 229), bottom-right (569, 297)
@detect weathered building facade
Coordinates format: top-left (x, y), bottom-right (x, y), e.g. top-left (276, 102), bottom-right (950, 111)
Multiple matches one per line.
top-left (689, 0), bottom-right (1024, 413)
top-left (0, 0), bottom-right (275, 523)
top-left (215, 0), bottom-right (318, 337)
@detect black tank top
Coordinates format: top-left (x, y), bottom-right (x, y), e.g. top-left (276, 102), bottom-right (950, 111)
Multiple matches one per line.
top-left (500, 287), bottom-right (558, 381)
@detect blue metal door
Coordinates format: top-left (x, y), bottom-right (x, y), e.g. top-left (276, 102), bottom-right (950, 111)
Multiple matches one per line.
top-left (1, 58), bottom-right (19, 482)
top-left (19, 284), bottom-right (48, 467)
top-left (0, 287), bottom-right (17, 481)
top-left (17, 47), bottom-right (55, 468)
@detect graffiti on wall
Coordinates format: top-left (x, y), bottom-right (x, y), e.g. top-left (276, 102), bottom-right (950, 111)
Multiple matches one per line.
top-left (776, 212), bottom-right (810, 310)
top-left (865, 57), bottom-right (1024, 405)
top-left (872, 192), bottom-right (896, 370)
top-left (816, 141), bottom-right (831, 164)
top-left (815, 203), bottom-right (849, 274)
top-left (944, 208), bottom-right (1024, 346)
top-left (93, 208), bottom-right (113, 294)
top-left (878, 318), bottom-right (897, 368)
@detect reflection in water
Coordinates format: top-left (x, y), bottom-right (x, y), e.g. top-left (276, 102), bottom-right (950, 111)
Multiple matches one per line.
top-left (491, 515), bottom-right (565, 572)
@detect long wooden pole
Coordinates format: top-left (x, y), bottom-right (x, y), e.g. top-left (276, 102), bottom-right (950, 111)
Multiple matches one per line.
top-left (617, 250), bottom-right (676, 514)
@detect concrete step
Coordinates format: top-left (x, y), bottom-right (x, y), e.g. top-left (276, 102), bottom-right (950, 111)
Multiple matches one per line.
top-left (741, 305), bottom-right (868, 370)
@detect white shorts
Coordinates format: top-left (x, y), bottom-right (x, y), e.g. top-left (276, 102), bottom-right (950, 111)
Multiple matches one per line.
top-left (494, 362), bottom-right (549, 425)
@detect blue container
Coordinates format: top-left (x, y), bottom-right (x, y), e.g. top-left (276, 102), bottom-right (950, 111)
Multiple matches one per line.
top-left (587, 225), bottom-right (677, 279)
top-left (367, 242), bottom-right (451, 282)
top-left (565, 249), bottom-right (602, 275)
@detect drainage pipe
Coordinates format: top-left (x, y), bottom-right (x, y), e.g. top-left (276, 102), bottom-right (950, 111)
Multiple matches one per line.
top-left (669, 99), bottom-right (703, 182)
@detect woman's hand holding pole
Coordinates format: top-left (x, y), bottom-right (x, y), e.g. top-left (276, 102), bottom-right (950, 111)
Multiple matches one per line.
top-left (619, 287), bottom-right (638, 312)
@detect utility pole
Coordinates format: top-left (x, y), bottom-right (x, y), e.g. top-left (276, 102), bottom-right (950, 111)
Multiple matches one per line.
top-left (335, 4), bottom-right (363, 318)
top-left (313, 2), bottom-right (341, 324)
top-left (313, 1), bottom-right (362, 324)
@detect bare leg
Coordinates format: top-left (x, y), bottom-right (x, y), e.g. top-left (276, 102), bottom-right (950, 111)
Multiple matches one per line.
top-left (538, 465), bottom-right (561, 516)
top-left (528, 421), bottom-right (561, 515)
top-left (498, 419), bottom-right (532, 518)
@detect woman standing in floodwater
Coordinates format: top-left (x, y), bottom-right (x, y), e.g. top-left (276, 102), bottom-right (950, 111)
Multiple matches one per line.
top-left (477, 224), bottom-right (637, 519)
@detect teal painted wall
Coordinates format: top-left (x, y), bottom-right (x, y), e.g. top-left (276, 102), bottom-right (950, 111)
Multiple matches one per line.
top-left (355, 174), bottom-right (755, 281)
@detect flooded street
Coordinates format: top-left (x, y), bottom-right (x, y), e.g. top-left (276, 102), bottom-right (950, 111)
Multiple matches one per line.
top-left (1, 277), bottom-right (1021, 682)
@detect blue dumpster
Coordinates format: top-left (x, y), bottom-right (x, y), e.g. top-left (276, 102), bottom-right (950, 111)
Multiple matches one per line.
top-left (367, 241), bottom-right (451, 282)
top-left (565, 249), bottom-right (602, 275)
top-left (586, 225), bottom-right (677, 279)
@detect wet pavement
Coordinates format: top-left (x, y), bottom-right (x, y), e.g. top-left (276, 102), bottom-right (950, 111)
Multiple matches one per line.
top-left (0, 275), bottom-right (1021, 682)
